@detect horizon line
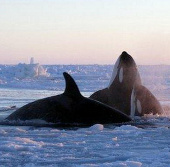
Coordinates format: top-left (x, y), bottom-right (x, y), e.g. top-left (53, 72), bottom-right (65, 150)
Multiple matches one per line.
top-left (1, 63), bottom-right (170, 66)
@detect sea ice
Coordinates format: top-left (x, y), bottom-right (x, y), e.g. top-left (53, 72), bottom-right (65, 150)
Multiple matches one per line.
top-left (89, 124), bottom-right (104, 131)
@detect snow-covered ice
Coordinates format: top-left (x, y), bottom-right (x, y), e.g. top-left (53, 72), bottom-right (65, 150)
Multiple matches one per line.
top-left (0, 121), bottom-right (169, 167)
top-left (0, 58), bottom-right (49, 80)
top-left (1, 64), bottom-right (170, 95)
top-left (0, 65), bottom-right (170, 166)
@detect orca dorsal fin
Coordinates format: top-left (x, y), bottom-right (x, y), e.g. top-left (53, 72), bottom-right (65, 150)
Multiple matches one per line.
top-left (63, 72), bottom-right (82, 99)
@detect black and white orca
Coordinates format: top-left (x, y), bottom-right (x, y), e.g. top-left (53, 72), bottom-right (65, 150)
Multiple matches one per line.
top-left (130, 84), bottom-right (163, 117)
top-left (5, 72), bottom-right (131, 126)
top-left (90, 51), bottom-right (163, 117)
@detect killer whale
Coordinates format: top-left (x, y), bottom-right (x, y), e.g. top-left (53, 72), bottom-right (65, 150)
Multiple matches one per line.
top-left (90, 51), bottom-right (163, 117)
top-left (5, 72), bottom-right (131, 126)
top-left (130, 84), bottom-right (163, 117)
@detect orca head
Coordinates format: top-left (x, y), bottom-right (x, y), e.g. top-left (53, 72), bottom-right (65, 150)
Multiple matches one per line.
top-left (119, 51), bottom-right (136, 68)
top-left (63, 72), bottom-right (83, 99)
top-left (108, 51), bottom-right (142, 88)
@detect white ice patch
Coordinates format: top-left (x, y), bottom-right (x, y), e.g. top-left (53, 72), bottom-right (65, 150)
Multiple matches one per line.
top-left (15, 137), bottom-right (44, 145)
top-left (108, 56), bottom-right (121, 88)
top-left (123, 161), bottom-right (142, 167)
top-left (137, 99), bottom-right (142, 114)
top-left (30, 57), bottom-right (34, 64)
top-left (130, 88), bottom-right (136, 118)
top-left (115, 125), bottom-right (139, 131)
top-left (89, 124), bottom-right (104, 131)
top-left (119, 67), bottom-right (123, 83)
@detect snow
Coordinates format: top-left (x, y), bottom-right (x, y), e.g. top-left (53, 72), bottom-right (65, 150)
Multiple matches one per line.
top-left (89, 124), bottom-right (104, 131)
top-left (1, 64), bottom-right (170, 95)
top-left (0, 122), bottom-right (169, 166)
top-left (0, 64), bottom-right (170, 166)
top-left (0, 59), bottom-right (49, 80)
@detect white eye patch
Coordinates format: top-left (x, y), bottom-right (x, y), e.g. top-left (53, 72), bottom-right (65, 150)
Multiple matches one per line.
top-left (137, 99), bottom-right (142, 113)
top-left (119, 67), bottom-right (123, 83)
top-left (130, 88), bottom-right (136, 118)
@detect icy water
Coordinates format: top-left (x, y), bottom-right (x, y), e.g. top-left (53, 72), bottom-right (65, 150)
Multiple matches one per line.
top-left (0, 65), bottom-right (170, 166)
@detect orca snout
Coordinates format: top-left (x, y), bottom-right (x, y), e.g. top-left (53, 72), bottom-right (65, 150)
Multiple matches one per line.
top-left (119, 51), bottom-right (136, 67)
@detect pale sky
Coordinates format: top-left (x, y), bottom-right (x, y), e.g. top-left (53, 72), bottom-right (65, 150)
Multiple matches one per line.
top-left (0, 0), bottom-right (170, 65)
